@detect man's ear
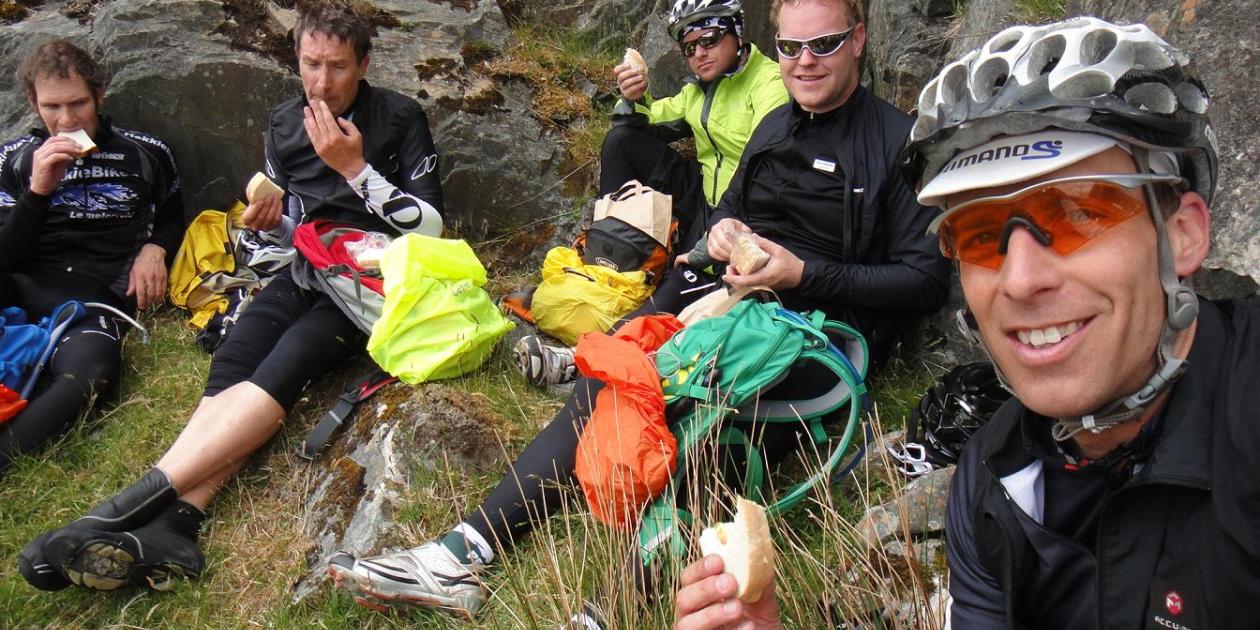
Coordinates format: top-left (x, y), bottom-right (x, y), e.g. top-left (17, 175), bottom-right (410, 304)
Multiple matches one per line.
top-left (358, 54), bottom-right (370, 78)
top-left (94, 86), bottom-right (106, 109)
top-left (1166, 191), bottom-right (1211, 277)
top-left (850, 23), bottom-right (867, 60)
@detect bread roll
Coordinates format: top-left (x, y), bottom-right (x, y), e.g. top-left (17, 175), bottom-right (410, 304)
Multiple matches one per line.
top-left (729, 231), bottom-right (770, 275)
top-left (698, 498), bottom-right (775, 603)
top-left (623, 48), bottom-right (647, 76)
top-left (246, 172), bottom-right (284, 204)
top-left (58, 129), bottom-right (96, 156)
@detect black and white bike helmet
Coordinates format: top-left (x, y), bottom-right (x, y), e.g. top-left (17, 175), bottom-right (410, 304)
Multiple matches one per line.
top-left (903, 17), bottom-right (1218, 440)
top-left (667, 0), bottom-right (743, 41)
top-left (889, 363), bottom-right (1011, 474)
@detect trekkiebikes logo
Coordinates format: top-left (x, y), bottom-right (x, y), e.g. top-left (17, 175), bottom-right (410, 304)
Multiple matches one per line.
top-left (937, 139), bottom-right (1065, 174)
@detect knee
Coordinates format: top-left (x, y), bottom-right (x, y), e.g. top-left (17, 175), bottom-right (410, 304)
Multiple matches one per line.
top-left (601, 124), bottom-right (644, 162)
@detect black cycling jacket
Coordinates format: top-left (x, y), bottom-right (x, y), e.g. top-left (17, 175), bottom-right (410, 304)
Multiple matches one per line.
top-left (708, 86), bottom-right (949, 361)
top-left (264, 80), bottom-right (443, 239)
top-left (947, 298), bottom-right (1260, 629)
top-left (0, 118), bottom-right (184, 299)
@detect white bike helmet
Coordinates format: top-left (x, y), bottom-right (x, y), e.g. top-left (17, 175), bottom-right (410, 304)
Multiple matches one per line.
top-left (667, 0), bottom-right (744, 41)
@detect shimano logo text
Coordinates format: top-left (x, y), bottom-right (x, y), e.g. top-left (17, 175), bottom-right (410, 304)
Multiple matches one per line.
top-left (939, 139), bottom-right (1066, 174)
top-left (1021, 139), bottom-right (1064, 160)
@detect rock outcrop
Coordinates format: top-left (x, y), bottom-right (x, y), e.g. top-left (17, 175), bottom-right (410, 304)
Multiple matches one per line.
top-left (291, 382), bottom-right (511, 602)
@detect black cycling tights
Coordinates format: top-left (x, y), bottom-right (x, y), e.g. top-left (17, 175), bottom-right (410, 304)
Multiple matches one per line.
top-left (600, 124), bottom-right (709, 252)
top-left (0, 272), bottom-right (128, 474)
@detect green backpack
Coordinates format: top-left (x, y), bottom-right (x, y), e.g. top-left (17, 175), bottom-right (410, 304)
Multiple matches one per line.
top-left (638, 299), bottom-right (870, 571)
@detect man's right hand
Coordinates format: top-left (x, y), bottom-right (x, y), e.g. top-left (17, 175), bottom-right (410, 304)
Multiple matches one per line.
top-left (616, 62), bottom-right (649, 102)
top-left (707, 218), bottom-right (753, 263)
top-left (240, 194), bottom-right (283, 231)
top-left (29, 136), bottom-right (82, 196)
top-left (675, 555), bottom-right (783, 630)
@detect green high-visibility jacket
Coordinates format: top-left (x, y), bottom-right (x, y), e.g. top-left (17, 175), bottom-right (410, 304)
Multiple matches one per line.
top-left (614, 44), bottom-right (788, 207)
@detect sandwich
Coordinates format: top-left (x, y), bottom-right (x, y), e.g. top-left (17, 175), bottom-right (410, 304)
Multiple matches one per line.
top-left (623, 47), bottom-right (647, 76)
top-left (245, 172), bottom-right (284, 204)
top-left (728, 230), bottom-right (770, 275)
top-left (698, 497), bottom-right (776, 603)
top-left (58, 129), bottom-right (96, 157)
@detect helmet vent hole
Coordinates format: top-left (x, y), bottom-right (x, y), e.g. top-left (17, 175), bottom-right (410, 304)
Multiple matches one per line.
top-left (970, 57), bottom-right (1010, 102)
top-left (1125, 82), bottom-right (1177, 114)
top-left (986, 27), bottom-right (1026, 54)
top-left (1079, 28), bottom-right (1117, 66)
top-left (1025, 34), bottom-right (1067, 80)
top-left (911, 115), bottom-right (935, 142)
top-left (1051, 70), bottom-right (1114, 100)
top-left (941, 64), bottom-right (969, 106)
top-left (1175, 81), bottom-right (1209, 114)
top-left (919, 79), bottom-right (940, 115)
top-left (1130, 40), bottom-right (1175, 70)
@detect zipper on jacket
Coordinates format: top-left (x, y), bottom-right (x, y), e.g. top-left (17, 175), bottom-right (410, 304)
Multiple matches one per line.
top-left (699, 77), bottom-right (725, 205)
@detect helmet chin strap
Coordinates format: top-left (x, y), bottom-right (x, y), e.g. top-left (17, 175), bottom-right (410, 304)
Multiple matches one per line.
top-left (1051, 148), bottom-right (1196, 441)
top-left (955, 148), bottom-right (1198, 443)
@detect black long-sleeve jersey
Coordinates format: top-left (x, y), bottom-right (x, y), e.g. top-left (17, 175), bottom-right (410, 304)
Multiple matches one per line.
top-left (262, 80), bottom-right (443, 241)
top-left (0, 118), bottom-right (184, 299)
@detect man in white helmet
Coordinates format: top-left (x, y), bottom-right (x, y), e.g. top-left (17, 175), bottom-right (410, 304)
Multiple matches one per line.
top-left (676, 15), bottom-right (1260, 630)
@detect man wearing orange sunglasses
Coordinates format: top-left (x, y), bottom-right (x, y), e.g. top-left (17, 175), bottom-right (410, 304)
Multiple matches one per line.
top-left (905, 17), bottom-right (1257, 630)
top-left (676, 15), bottom-right (1260, 630)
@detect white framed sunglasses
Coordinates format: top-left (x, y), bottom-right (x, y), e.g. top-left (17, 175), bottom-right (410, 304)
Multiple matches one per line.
top-left (774, 26), bottom-right (857, 59)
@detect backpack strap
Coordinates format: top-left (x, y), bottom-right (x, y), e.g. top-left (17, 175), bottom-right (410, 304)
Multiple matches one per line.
top-left (297, 368), bottom-right (397, 460)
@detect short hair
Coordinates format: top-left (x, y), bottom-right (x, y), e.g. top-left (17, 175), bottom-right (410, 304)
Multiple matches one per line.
top-left (770, 0), bottom-right (865, 28)
top-left (293, 5), bottom-right (373, 63)
top-left (19, 40), bottom-right (107, 103)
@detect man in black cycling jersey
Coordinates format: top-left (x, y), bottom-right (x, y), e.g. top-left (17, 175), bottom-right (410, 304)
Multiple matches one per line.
top-left (327, 0), bottom-right (947, 620)
top-left (677, 16), bottom-right (1260, 630)
top-left (17, 6), bottom-right (443, 593)
top-left (0, 40), bottom-right (182, 474)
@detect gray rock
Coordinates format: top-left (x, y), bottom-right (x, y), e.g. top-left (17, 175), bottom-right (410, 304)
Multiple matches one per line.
top-left (0, 9), bottom-right (89, 142)
top-left (291, 383), bottom-right (510, 603)
top-left (1068, 0), bottom-right (1260, 288)
top-left (855, 465), bottom-right (955, 547)
top-left (90, 0), bottom-right (299, 215)
top-left (864, 0), bottom-right (953, 111)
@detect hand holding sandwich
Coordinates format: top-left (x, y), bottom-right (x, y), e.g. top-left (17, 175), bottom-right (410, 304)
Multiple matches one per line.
top-left (675, 555), bottom-right (782, 630)
top-left (724, 236), bottom-right (803, 292)
top-left (304, 99), bottom-right (366, 181)
top-left (616, 48), bottom-right (649, 102)
top-left (29, 135), bottom-right (83, 196)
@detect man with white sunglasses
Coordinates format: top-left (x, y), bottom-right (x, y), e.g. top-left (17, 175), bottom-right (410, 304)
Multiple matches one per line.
top-left (677, 15), bottom-right (1260, 630)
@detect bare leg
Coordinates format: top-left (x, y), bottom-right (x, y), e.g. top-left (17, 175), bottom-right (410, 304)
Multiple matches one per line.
top-left (154, 382), bottom-right (284, 503)
top-left (177, 459), bottom-right (247, 511)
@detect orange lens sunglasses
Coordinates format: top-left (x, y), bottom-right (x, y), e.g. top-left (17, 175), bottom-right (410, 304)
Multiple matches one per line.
top-left (928, 174), bottom-right (1184, 270)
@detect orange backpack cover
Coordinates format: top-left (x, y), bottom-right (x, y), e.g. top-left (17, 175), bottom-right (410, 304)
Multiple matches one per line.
top-left (573, 314), bottom-right (685, 529)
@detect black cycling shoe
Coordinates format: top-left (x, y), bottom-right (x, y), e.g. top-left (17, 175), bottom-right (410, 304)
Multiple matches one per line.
top-left (18, 468), bottom-right (176, 591)
top-left (18, 532), bottom-right (70, 591)
top-left (46, 503), bottom-right (205, 592)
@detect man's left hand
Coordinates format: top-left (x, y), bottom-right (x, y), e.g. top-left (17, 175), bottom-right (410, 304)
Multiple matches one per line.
top-left (304, 99), bottom-right (367, 181)
top-left (724, 236), bottom-right (804, 291)
top-left (127, 244), bottom-right (168, 310)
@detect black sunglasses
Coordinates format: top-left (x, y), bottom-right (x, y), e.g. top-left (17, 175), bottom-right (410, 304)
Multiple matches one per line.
top-left (774, 26), bottom-right (856, 59)
top-left (679, 29), bottom-right (728, 58)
